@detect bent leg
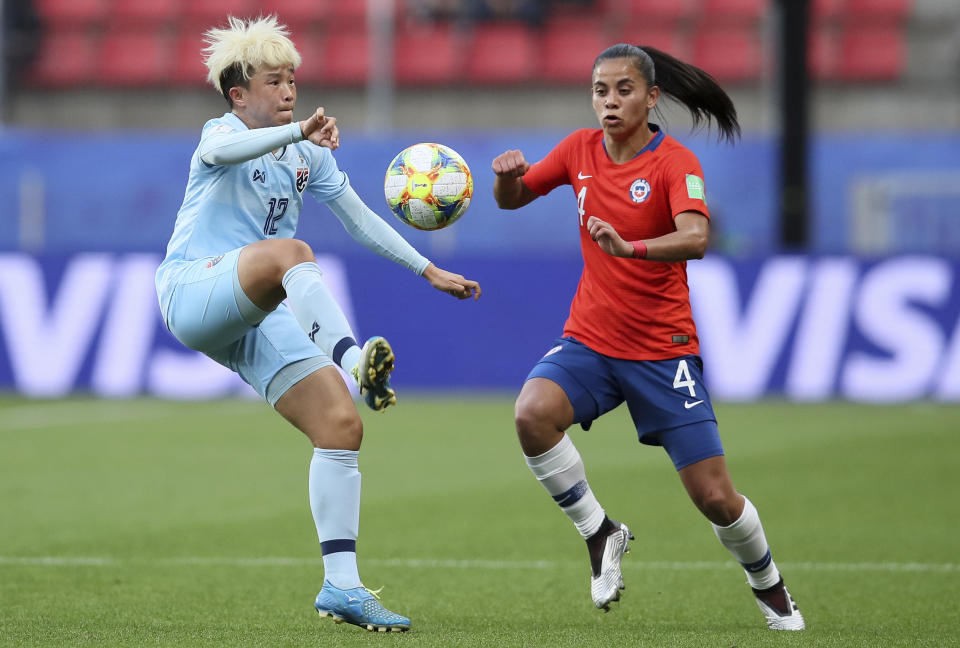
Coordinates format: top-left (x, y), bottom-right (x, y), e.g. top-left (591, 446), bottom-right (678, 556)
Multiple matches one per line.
top-left (679, 456), bottom-right (781, 589)
top-left (239, 239), bottom-right (362, 372)
top-left (276, 367), bottom-right (364, 589)
top-left (516, 380), bottom-right (607, 538)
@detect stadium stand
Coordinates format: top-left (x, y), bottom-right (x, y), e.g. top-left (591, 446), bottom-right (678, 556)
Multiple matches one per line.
top-left (25, 0), bottom-right (924, 86)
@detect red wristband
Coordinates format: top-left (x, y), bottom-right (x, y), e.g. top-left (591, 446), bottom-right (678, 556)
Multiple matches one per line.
top-left (631, 240), bottom-right (648, 259)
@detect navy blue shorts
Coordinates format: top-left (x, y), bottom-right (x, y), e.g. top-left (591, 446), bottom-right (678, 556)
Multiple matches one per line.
top-left (526, 336), bottom-right (723, 471)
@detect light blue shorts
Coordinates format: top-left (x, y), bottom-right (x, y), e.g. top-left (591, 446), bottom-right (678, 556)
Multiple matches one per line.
top-left (160, 247), bottom-right (332, 404)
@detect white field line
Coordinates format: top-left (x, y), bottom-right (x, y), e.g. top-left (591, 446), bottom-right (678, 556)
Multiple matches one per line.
top-left (0, 400), bottom-right (256, 431)
top-left (0, 556), bottom-right (956, 574)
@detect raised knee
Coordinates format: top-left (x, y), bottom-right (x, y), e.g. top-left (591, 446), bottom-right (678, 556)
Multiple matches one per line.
top-left (285, 239), bottom-right (315, 265)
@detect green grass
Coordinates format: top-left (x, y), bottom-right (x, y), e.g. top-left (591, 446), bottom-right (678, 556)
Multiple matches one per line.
top-left (1, 397), bottom-right (958, 647)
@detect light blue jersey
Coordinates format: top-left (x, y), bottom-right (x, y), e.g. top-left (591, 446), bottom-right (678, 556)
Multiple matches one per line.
top-left (156, 112), bottom-right (349, 315)
top-left (155, 111), bottom-right (429, 402)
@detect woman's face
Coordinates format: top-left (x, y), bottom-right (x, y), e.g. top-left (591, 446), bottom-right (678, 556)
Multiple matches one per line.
top-left (591, 57), bottom-right (658, 141)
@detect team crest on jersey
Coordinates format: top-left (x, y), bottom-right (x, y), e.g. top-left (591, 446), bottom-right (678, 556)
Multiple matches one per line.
top-left (296, 166), bottom-right (309, 193)
top-left (629, 178), bottom-right (651, 203)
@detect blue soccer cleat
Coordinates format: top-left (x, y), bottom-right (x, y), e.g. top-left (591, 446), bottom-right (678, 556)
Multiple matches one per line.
top-left (350, 336), bottom-right (397, 412)
top-left (314, 581), bottom-right (411, 632)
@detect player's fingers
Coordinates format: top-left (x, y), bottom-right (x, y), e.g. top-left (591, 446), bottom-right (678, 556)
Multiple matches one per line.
top-left (319, 115), bottom-right (337, 134)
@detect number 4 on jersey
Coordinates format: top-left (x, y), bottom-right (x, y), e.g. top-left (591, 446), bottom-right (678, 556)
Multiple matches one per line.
top-left (673, 359), bottom-right (697, 397)
top-left (577, 186), bottom-right (587, 226)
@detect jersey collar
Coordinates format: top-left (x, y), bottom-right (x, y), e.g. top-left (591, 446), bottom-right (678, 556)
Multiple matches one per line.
top-left (601, 123), bottom-right (665, 160)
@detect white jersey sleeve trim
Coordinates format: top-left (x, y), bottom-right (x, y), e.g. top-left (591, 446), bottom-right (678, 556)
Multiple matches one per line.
top-left (326, 186), bottom-right (431, 276)
top-left (199, 122), bottom-right (304, 166)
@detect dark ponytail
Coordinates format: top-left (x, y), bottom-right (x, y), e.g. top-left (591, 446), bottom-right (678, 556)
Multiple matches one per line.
top-left (594, 43), bottom-right (741, 143)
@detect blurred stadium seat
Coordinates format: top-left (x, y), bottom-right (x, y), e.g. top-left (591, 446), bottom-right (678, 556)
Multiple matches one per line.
top-left (113, 0), bottom-right (184, 25)
top-left (34, 0), bottom-right (109, 24)
top-left (30, 28), bottom-right (98, 86)
top-left (846, 0), bottom-right (912, 23)
top-left (393, 23), bottom-right (461, 85)
top-left (692, 26), bottom-right (762, 81)
top-left (614, 23), bottom-right (690, 56)
top-left (21, 0), bottom-right (917, 88)
top-left (808, 27), bottom-right (839, 80)
top-left (702, 0), bottom-right (766, 23)
top-left (812, 0), bottom-right (846, 21)
top-left (183, 0), bottom-right (257, 24)
top-left (625, 0), bottom-right (699, 24)
top-left (466, 23), bottom-right (537, 84)
top-left (319, 32), bottom-right (370, 85)
top-left (838, 24), bottom-right (905, 80)
top-left (100, 28), bottom-right (173, 85)
top-left (259, 0), bottom-right (323, 25)
top-left (542, 17), bottom-right (609, 83)
top-left (172, 24), bottom-right (210, 86)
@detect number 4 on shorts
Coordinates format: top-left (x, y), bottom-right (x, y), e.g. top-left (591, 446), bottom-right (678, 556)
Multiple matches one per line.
top-left (673, 359), bottom-right (697, 398)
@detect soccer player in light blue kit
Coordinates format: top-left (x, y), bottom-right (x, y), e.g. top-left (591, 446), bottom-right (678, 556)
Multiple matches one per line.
top-left (155, 15), bottom-right (480, 633)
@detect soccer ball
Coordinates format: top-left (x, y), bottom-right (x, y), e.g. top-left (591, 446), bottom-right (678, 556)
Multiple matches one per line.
top-left (384, 143), bottom-right (473, 231)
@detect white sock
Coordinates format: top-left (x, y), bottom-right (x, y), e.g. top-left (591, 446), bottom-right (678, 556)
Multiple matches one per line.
top-left (309, 448), bottom-right (362, 589)
top-left (524, 434), bottom-right (605, 538)
top-left (282, 262), bottom-right (361, 371)
top-left (712, 496), bottom-right (781, 589)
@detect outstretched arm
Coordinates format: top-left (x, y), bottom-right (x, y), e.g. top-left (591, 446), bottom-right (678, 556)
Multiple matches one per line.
top-left (586, 211), bottom-right (710, 262)
top-left (326, 187), bottom-right (481, 300)
top-left (199, 107), bottom-right (339, 166)
top-left (492, 150), bottom-right (539, 209)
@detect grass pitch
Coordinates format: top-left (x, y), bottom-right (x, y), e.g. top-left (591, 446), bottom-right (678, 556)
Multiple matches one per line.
top-left (1, 396), bottom-right (958, 647)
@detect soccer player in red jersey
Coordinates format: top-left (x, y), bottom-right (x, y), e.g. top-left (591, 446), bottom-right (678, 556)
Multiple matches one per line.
top-left (492, 44), bottom-right (804, 630)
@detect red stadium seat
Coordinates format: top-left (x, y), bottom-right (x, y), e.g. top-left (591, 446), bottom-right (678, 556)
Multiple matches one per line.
top-left (320, 31), bottom-right (371, 85)
top-left (692, 26), bottom-right (762, 82)
top-left (29, 29), bottom-right (99, 87)
top-left (393, 23), bottom-right (461, 85)
top-left (702, 0), bottom-right (766, 23)
top-left (173, 23), bottom-right (214, 87)
top-left (845, 0), bottom-right (911, 22)
top-left (611, 23), bottom-right (690, 58)
top-left (813, 0), bottom-right (846, 21)
top-left (838, 25), bottom-right (904, 81)
top-left (626, 0), bottom-right (699, 24)
top-left (807, 26), bottom-right (839, 80)
top-left (183, 0), bottom-right (257, 24)
top-left (259, 0), bottom-right (325, 24)
top-left (34, 0), bottom-right (109, 24)
top-left (542, 17), bottom-right (609, 83)
top-left (112, 0), bottom-right (184, 24)
top-left (289, 34), bottom-right (324, 85)
top-left (465, 23), bottom-right (537, 84)
top-left (100, 28), bottom-right (173, 85)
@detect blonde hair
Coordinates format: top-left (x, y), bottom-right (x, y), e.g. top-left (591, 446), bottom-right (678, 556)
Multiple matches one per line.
top-left (202, 15), bottom-right (302, 99)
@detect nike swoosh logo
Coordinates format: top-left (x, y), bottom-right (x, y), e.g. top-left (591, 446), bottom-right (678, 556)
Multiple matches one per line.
top-left (684, 400), bottom-right (703, 409)
top-left (345, 595), bottom-right (359, 601)
top-left (578, 172), bottom-right (592, 180)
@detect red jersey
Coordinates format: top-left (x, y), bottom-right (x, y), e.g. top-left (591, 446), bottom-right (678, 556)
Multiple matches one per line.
top-left (521, 126), bottom-right (709, 360)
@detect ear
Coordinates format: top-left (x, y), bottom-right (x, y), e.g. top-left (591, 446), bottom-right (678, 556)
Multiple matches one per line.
top-left (228, 85), bottom-right (246, 106)
top-left (647, 85), bottom-right (660, 110)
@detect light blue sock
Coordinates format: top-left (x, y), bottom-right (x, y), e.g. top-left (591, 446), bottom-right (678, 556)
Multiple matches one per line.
top-left (282, 262), bottom-right (362, 371)
top-left (309, 448), bottom-right (363, 589)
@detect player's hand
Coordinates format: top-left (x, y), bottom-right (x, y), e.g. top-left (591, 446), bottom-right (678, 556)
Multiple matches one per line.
top-left (300, 107), bottom-right (340, 150)
top-left (587, 216), bottom-right (633, 258)
top-left (422, 263), bottom-right (481, 301)
top-left (491, 150), bottom-right (530, 178)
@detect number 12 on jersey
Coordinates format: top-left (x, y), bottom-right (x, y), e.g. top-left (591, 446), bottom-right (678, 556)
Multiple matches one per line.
top-left (263, 198), bottom-right (289, 236)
